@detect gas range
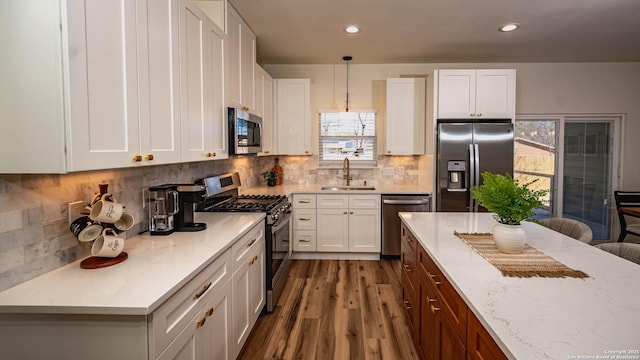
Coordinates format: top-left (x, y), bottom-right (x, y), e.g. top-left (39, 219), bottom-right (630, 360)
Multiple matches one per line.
top-left (199, 172), bottom-right (290, 224)
top-left (205, 194), bottom-right (290, 224)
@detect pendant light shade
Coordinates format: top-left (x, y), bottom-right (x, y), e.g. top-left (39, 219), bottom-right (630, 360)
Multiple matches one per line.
top-left (343, 56), bottom-right (352, 112)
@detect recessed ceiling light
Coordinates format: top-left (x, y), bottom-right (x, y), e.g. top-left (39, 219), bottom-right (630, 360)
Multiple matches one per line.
top-left (345, 25), bottom-right (360, 34)
top-left (498, 23), bottom-right (519, 32)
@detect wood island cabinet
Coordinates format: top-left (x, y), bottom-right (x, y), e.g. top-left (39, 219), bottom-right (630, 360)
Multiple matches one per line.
top-left (401, 222), bottom-right (507, 360)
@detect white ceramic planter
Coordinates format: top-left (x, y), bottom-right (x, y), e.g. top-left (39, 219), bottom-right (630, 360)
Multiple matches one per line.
top-left (493, 223), bottom-right (526, 254)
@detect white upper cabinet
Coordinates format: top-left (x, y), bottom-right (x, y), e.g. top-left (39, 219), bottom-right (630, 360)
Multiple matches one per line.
top-left (436, 69), bottom-right (516, 120)
top-left (180, 0), bottom-right (228, 162)
top-left (255, 65), bottom-right (275, 156)
top-left (273, 79), bottom-right (312, 155)
top-left (385, 78), bottom-right (426, 155)
top-left (226, 5), bottom-right (256, 112)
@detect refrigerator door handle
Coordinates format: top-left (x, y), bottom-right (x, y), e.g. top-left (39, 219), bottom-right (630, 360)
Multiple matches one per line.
top-left (473, 144), bottom-right (480, 212)
top-left (468, 144), bottom-right (475, 211)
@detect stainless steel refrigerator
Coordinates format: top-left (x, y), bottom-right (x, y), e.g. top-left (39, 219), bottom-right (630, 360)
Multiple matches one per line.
top-left (436, 121), bottom-right (514, 212)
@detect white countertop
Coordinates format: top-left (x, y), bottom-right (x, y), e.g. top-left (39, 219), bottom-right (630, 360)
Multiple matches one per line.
top-left (241, 184), bottom-right (431, 196)
top-left (0, 212), bottom-right (264, 316)
top-left (399, 212), bottom-right (640, 360)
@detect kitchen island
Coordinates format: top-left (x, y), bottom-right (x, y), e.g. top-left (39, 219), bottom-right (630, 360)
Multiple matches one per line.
top-left (400, 212), bottom-right (640, 359)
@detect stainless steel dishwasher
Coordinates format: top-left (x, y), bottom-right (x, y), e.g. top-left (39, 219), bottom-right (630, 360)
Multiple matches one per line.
top-left (381, 194), bottom-right (431, 257)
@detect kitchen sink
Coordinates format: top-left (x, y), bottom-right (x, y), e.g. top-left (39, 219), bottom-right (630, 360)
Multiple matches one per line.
top-left (321, 186), bottom-right (376, 191)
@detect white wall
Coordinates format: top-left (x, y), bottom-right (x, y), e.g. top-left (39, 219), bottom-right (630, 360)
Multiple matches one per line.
top-left (264, 62), bottom-right (640, 188)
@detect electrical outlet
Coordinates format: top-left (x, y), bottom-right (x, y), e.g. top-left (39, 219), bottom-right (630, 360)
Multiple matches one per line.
top-left (68, 201), bottom-right (84, 223)
top-left (382, 167), bottom-right (394, 176)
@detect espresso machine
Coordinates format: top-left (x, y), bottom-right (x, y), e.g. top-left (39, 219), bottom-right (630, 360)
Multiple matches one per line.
top-left (148, 185), bottom-right (179, 235)
top-left (175, 185), bottom-right (207, 232)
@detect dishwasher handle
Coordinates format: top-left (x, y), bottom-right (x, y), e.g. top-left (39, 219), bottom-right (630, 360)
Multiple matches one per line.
top-left (382, 199), bottom-right (430, 205)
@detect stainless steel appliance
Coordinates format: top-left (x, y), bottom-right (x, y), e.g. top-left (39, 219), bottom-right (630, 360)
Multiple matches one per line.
top-left (199, 172), bottom-right (291, 313)
top-left (228, 107), bottom-right (262, 155)
top-left (381, 194), bottom-right (431, 257)
top-left (148, 185), bottom-right (179, 235)
top-left (436, 120), bottom-right (514, 212)
top-left (175, 185), bottom-right (207, 232)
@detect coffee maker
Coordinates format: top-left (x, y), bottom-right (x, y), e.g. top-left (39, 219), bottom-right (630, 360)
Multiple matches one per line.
top-left (175, 185), bottom-right (207, 232)
top-left (148, 185), bottom-right (179, 235)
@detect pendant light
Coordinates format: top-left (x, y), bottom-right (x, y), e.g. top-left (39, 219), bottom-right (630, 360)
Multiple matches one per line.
top-left (343, 55), bottom-right (352, 112)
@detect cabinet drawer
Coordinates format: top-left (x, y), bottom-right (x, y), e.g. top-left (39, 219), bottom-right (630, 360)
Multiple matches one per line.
top-left (293, 209), bottom-right (316, 230)
top-left (317, 194), bottom-right (348, 208)
top-left (149, 248), bottom-right (232, 358)
top-left (418, 245), bottom-right (467, 343)
top-left (292, 194), bottom-right (316, 208)
top-left (231, 222), bottom-right (265, 269)
top-left (349, 194), bottom-right (380, 208)
top-left (292, 230), bottom-right (316, 252)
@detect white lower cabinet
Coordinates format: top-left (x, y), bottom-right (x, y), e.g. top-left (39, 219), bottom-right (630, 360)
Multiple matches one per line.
top-left (157, 279), bottom-right (233, 360)
top-left (316, 194), bottom-right (381, 253)
top-left (231, 223), bottom-right (266, 358)
top-left (292, 194), bottom-right (317, 252)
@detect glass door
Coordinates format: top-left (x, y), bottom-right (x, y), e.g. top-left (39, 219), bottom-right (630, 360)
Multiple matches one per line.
top-left (562, 120), bottom-right (614, 240)
top-left (515, 115), bottom-right (621, 241)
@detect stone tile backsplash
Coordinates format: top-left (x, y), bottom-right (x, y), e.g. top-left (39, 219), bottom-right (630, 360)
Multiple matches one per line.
top-left (0, 155), bottom-right (419, 291)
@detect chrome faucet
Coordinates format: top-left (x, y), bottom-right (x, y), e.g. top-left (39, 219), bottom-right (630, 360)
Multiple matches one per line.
top-left (343, 157), bottom-right (352, 186)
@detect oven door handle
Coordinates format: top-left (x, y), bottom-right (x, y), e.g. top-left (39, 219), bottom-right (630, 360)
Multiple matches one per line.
top-left (271, 211), bottom-right (291, 233)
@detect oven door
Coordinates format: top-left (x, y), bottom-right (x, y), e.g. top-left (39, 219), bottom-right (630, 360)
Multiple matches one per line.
top-left (267, 210), bottom-right (291, 311)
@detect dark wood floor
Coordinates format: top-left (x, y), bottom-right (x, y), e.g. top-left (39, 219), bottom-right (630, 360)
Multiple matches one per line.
top-left (238, 259), bottom-right (419, 360)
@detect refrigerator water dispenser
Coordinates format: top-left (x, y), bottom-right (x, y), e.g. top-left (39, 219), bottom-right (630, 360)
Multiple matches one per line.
top-left (447, 161), bottom-right (466, 190)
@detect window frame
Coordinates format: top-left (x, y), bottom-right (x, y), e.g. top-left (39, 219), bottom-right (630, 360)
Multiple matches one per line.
top-left (317, 109), bottom-right (378, 168)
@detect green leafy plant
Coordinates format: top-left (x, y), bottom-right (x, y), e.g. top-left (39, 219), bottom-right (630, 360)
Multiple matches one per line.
top-left (260, 171), bottom-right (280, 182)
top-left (470, 172), bottom-right (549, 225)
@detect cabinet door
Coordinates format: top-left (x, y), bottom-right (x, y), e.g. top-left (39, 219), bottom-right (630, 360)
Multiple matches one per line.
top-left (240, 24), bottom-right (256, 110)
top-left (385, 78), bottom-right (426, 155)
top-left (0, 1), bottom-right (66, 173)
top-left (475, 69), bottom-right (515, 119)
top-left (138, 0), bottom-right (182, 165)
top-left (316, 208), bottom-right (349, 252)
top-left (348, 209), bottom-right (381, 252)
top-left (199, 280), bottom-right (233, 360)
top-left (66, 0), bottom-right (141, 171)
top-left (249, 243), bottom-right (265, 325)
top-left (157, 314), bottom-right (199, 360)
top-left (434, 308), bottom-right (466, 360)
top-left (418, 276), bottom-right (437, 360)
top-left (436, 69), bottom-right (476, 119)
top-left (274, 79), bottom-right (311, 155)
top-left (232, 259), bottom-right (251, 358)
top-left (180, 1), bottom-right (227, 162)
top-left (256, 65), bottom-right (275, 155)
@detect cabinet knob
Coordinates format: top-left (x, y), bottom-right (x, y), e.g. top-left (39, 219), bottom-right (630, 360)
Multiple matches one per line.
top-left (470, 113), bottom-right (476, 117)
top-left (477, 113), bottom-right (482, 117)
top-left (343, 211), bottom-right (348, 214)
top-left (205, 152), bottom-right (216, 158)
top-left (305, 150), bottom-right (309, 154)
top-left (387, 150), bottom-right (391, 154)
top-left (403, 264), bottom-right (412, 272)
top-left (404, 300), bottom-right (412, 310)
top-left (349, 211), bottom-right (354, 215)
top-left (299, 239), bottom-right (311, 243)
top-left (264, 150), bottom-right (270, 154)
top-left (205, 307), bottom-right (214, 317)
top-left (430, 304), bottom-right (442, 314)
top-left (197, 317), bottom-right (206, 328)
top-left (132, 155), bottom-right (142, 162)
top-left (247, 238), bottom-right (257, 247)
top-left (299, 217), bottom-right (311, 221)
top-left (427, 296), bottom-right (436, 303)
top-left (145, 154), bottom-right (154, 161)
top-left (429, 274), bottom-right (442, 286)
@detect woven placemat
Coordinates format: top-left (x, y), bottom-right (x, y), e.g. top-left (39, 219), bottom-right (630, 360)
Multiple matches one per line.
top-left (454, 231), bottom-right (589, 279)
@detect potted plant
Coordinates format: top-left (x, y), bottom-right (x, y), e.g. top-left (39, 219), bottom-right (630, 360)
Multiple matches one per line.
top-left (260, 171), bottom-right (280, 186)
top-left (470, 172), bottom-right (549, 253)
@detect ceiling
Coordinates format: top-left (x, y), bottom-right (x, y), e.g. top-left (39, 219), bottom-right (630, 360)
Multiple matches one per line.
top-left (228, 0), bottom-right (640, 65)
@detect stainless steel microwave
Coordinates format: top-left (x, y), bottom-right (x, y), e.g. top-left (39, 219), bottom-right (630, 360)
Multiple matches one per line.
top-left (228, 107), bottom-right (262, 155)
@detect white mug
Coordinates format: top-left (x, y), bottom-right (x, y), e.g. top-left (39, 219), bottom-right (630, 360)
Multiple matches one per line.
top-left (114, 213), bottom-right (135, 232)
top-left (90, 194), bottom-right (124, 224)
top-left (91, 228), bottom-right (125, 258)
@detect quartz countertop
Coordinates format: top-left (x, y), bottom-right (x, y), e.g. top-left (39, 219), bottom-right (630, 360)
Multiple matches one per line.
top-left (399, 212), bottom-right (640, 360)
top-left (0, 212), bottom-right (264, 316)
top-left (241, 184), bottom-right (431, 196)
